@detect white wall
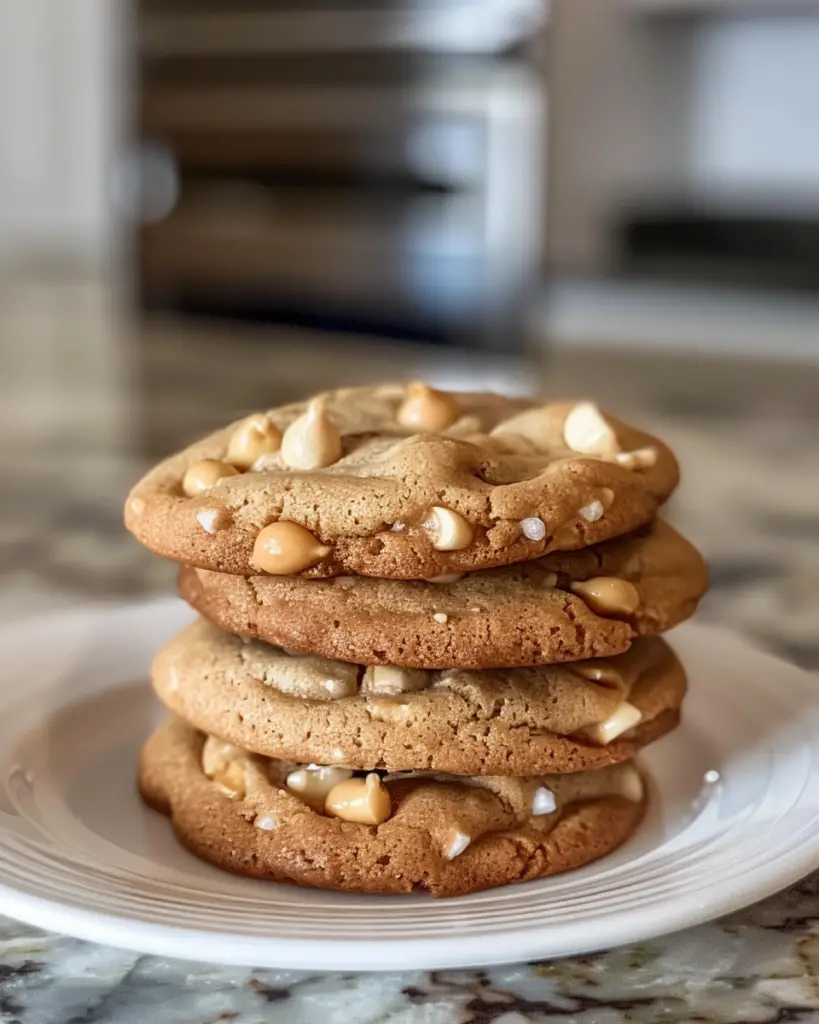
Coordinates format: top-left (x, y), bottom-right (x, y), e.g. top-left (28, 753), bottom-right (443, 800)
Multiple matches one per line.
top-left (687, 13), bottom-right (819, 210)
top-left (0, 0), bottom-right (118, 263)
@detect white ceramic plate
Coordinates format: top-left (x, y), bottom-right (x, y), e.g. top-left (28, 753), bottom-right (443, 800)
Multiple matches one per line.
top-left (1, 599), bottom-right (818, 970)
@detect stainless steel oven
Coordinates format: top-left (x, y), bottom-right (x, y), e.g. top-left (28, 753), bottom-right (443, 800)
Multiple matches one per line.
top-left (133, 0), bottom-right (547, 349)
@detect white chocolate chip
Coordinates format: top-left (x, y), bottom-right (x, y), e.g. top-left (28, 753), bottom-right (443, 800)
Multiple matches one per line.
top-left (324, 677), bottom-right (357, 699)
top-left (367, 698), bottom-right (412, 723)
top-left (614, 767), bottom-right (644, 803)
top-left (563, 402), bottom-right (620, 455)
top-left (582, 702), bottom-right (642, 745)
top-left (227, 413), bottom-right (282, 469)
top-left (390, 521), bottom-right (407, 532)
top-left (425, 506), bottom-right (474, 552)
top-left (182, 459), bottom-right (240, 497)
top-left (532, 786), bottom-right (557, 816)
top-left (578, 500), bottom-right (605, 523)
top-left (444, 830), bottom-right (471, 860)
top-left (541, 572), bottom-right (558, 588)
top-left (255, 815), bottom-right (277, 831)
top-left (196, 507), bottom-right (228, 534)
top-left (201, 738), bottom-right (247, 799)
top-left (129, 496), bottom-right (145, 517)
top-left (281, 398), bottom-right (343, 471)
top-left (426, 573), bottom-right (464, 584)
top-left (521, 517), bottom-right (547, 541)
top-left (432, 612), bottom-right (448, 624)
top-left (286, 766), bottom-right (353, 811)
top-left (362, 665), bottom-right (429, 695)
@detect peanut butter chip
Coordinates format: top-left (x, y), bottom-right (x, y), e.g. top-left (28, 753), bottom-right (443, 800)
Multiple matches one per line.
top-left (397, 381), bottom-right (461, 432)
top-left (532, 786), bottom-right (557, 815)
top-left (286, 766), bottom-right (353, 811)
top-left (570, 577), bottom-right (640, 617)
top-left (563, 402), bottom-right (620, 455)
top-left (615, 446), bottom-right (658, 471)
top-left (252, 521), bottom-right (331, 574)
top-left (281, 398), bottom-right (343, 470)
top-left (201, 737), bottom-right (247, 799)
top-left (425, 506), bottom-right (474, 551)
top-left (325, 773), bottom-right (392, 825)
top-left (182, 459), bottom-right (240, 497)
top-left (227, 413), bottom-right (282, 469)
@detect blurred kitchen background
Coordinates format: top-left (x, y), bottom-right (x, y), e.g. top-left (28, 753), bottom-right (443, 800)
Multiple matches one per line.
top-left (1, 0), bottom-right (818, 663)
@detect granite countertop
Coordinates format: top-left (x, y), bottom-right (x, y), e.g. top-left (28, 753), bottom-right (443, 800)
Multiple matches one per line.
top-left (2, 275), bottom-right (819, 1023)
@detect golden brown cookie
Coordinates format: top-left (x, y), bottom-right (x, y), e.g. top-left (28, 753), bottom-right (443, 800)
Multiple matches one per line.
top-left (125, 385), bottom-right (679, 579)
top-left (139, 718), bottom-right (646, 897)
top-left (180, 520), bottom-right (707, 668)
top-left (151, 619), bottom-right (685, 775)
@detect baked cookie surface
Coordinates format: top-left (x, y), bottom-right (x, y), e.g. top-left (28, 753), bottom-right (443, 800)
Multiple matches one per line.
top-left (139, 718), bottom-right (646, 897)
top-left (181, 520), bottom-right (707, 668)
top-left (125, 385), bottom-right (679, 579)
top-left (152, 620), bottom-right (685, 775)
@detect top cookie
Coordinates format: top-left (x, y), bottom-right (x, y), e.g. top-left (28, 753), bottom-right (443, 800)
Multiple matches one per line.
top-left (125, 383), bottom-right (680, 579)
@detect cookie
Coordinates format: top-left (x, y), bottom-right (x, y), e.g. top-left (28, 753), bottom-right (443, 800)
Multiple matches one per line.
top-left (180, 520), bottom-right (707, 668)
top-left (152, 619), bottom-right (685, 775)
top-left (139, 718), bottom-right (646, 897)
top-left (125, 384), bottom-right (679, 579)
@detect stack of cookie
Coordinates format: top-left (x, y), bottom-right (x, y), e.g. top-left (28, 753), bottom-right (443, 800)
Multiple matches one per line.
top-left (126, 384), bottom-right (707, 897)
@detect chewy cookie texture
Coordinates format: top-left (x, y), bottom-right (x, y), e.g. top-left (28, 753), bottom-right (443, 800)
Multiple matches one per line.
top-left (139, 718), bottom-right (646, 898)
top-left (151, 621), bottom-right (685, 776)
top-left (125, 384), bottom-right (680, 579)
top-left (129, 383), bottom-right (705, 896)
top-left (179, 519), bottom-right (707, 668)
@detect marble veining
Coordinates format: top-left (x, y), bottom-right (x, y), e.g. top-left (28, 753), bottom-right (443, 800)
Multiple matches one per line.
top-left (3, 877), bottom-right (819, 1022)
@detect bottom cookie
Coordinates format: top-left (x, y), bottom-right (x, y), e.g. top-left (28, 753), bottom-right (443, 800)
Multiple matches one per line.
top-left (139, 718), bottom-right (647, 897)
